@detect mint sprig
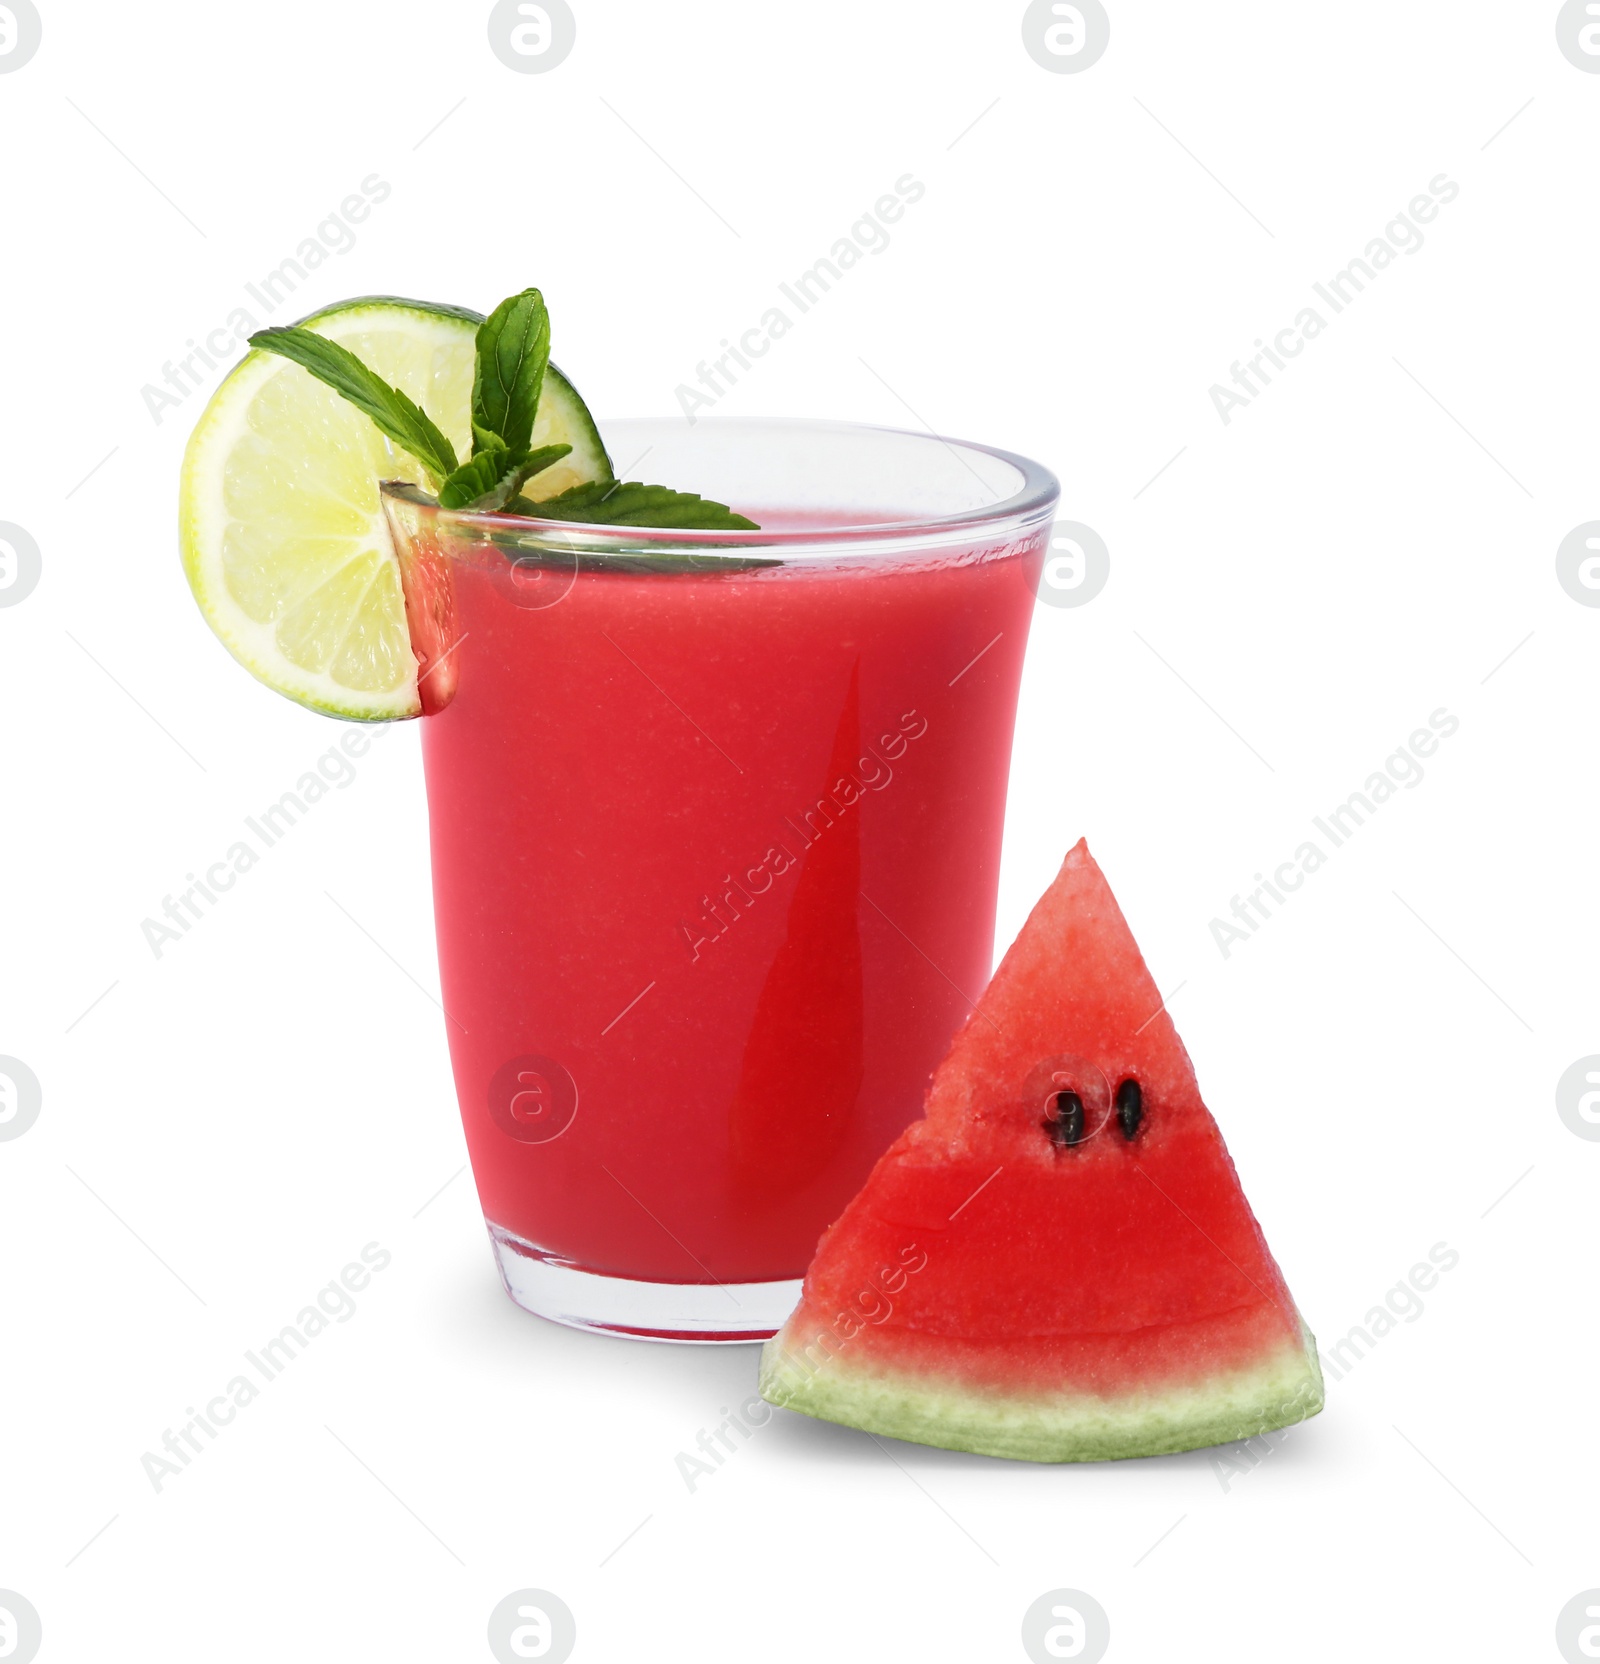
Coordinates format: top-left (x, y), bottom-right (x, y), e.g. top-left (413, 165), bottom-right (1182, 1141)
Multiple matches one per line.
top-left (247, 326), bottom-right (458, 486)
top-left (439, 442), bottom-right (573, 512)
top-left (472, 289), bottom-right (550, 458)
top-left (251, 287), bottom-right (760, 528)
top-left (436, 289), bottom-right (571, 509)
top-left (508, 480), bottom-right (758, 530)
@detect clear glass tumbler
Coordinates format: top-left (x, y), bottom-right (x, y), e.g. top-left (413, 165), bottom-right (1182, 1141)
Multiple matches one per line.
top-left (381, 418), bottom-right (1058, 1341)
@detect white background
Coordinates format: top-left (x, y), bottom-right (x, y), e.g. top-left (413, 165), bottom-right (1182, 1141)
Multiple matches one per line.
top-left (1, 3), bottom-right (1595, 1660)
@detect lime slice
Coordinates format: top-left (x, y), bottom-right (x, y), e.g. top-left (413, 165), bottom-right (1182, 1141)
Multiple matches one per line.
top-left (180, 294), bottom-right (612, 720)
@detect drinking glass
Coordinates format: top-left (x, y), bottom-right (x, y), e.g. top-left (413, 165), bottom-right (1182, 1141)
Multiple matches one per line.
top-left (381, 418), bottom-right (1058, 1341)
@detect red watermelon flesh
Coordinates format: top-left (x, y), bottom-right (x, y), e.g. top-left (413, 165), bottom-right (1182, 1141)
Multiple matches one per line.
top-left (759, 840), bottom-right (1323, 1461)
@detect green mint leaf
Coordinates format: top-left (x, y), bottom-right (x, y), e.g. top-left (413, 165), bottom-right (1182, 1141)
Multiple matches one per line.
top-left (248, 326), bottom-right (458, 485)
top-left (512, 548), bottom-right (782, 575)
top-left (510, 481), bottom-right (759, 530)
top-left (487, 443), bottom-right (572, 509)
top-left (471, 289), bottom-right (550, 458)
top-left (439, 442), bottom-right (573, 512)
top-left (437, 441), bottom-right (509, 510)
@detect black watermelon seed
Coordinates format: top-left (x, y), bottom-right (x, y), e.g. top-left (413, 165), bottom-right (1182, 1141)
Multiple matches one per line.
top-left (1049, 1090), bottom-right (1085, 1147)
top-left (1116, 1078), bottom-right (1143, 1140)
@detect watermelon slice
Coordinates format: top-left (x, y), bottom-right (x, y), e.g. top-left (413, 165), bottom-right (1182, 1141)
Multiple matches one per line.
top-left (759, 840), bottom-right (1323, 1462)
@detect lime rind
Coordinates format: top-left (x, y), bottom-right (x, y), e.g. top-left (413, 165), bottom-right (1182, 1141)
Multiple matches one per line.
top-left (180, 293), bottom-right (611, 722)
top-left (295, 295), bottom-right (615, 501)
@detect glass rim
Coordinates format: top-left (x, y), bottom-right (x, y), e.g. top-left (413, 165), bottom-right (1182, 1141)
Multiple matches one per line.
top-left (379, 417), bottom-right (1059, 562)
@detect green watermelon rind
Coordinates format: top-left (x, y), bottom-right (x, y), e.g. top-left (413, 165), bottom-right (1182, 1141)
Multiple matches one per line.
top-left (760, 1323), bottom-right (1325, 1463)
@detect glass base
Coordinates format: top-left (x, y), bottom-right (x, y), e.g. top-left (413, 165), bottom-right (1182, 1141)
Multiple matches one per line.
top-left (488, 1223), bottom-right (802, 1344)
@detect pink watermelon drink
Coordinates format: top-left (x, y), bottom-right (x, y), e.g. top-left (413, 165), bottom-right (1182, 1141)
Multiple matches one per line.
top-left (761, 841), bottom-right (1324, 1459)
top-left (383, 418), bottom-right (1058, 1338)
